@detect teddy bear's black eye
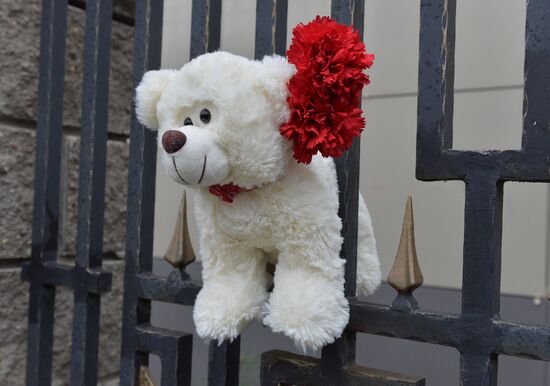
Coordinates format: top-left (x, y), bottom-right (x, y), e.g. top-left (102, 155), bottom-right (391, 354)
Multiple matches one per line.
top-left (200, 108), bottom-right (211, 124)
top-left (183, 117), bottom-right (193, 126)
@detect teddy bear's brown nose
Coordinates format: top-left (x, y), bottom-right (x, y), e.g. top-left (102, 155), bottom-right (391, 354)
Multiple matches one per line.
top-left (162, 130), bottom-right (187, 154)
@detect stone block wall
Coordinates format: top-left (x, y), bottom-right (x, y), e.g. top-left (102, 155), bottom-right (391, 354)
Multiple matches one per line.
top-left (0, 1), bottom-right (134, 384)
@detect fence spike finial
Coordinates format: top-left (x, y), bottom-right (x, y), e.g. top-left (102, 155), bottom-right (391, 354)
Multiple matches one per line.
top-left (387, 196), bottom-right (424, 293)
top-left (164, 190), bottom-right (197, 269)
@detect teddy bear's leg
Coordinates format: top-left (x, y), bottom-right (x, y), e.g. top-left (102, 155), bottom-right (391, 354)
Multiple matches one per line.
top-left (193, 243), bottom-right (269, 343)
top-left (263, 251), bottom-right (349, 351)
top-left (356, 194), bottom-right (382, 296)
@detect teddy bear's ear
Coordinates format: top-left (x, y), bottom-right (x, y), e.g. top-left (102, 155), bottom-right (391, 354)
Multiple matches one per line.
top-left (135, 69), bottom-right (177, 129)
top-left (259, 55), bottom-right (295, 124)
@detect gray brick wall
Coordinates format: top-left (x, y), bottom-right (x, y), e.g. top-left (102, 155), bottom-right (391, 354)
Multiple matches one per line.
top-left (0, 0), bottom-right (134, 135)
top-left (0, 1), bottom-right (134, 384)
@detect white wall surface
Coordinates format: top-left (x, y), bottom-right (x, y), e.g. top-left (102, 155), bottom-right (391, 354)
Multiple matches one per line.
top-left (154, 0), bottom-right (549, 297)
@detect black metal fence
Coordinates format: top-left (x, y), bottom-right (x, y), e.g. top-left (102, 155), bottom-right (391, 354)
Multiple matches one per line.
top-left (23, 0), bottom-right (550, 385)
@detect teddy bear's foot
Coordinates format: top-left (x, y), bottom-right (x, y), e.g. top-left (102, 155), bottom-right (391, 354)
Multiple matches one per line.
top-left (262, 264), bottom-right (349, 351)
top-left (193, 275), bottom-right (268, 342)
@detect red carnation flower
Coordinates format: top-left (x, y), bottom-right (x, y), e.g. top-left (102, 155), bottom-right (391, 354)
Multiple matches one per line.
top-left (281, 16), bottom-right (374, 164)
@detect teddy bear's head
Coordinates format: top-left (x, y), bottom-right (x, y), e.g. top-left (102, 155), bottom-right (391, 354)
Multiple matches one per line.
top-left (136, 52), bottom-right (295, 189)
top-left (136, 17), bottom-right (374, 195)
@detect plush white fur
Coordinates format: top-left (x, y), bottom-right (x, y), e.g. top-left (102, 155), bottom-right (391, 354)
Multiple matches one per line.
top-left (135, 51), bottom-right (381, 351)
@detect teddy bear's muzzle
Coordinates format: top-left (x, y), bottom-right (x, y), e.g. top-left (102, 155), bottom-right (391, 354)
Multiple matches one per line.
top-left (159, 126), bottom-right (231, 188)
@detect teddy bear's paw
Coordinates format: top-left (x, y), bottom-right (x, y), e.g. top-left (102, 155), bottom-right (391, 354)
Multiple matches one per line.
top-left (263, 298), bottom-right (349, 351)
top-left (193, 284), bottom-right (267, 342)
top-left (262, 275), bottom-right (349, 351)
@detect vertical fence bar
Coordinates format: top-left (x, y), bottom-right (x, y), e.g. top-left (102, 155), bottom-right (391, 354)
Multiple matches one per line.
top-left (330, 0), bottom-right (364, 308)
top-left (189, 1), bottom-right (242, 384)
top-left (459, 173), bottom-right (502, 386)
top-left (161, 337), bottom-right (193, 386)
top-left (69, 0), bottom-right (113, 384)
top-left (416, 0), bottom-right (500, 384)
top-left (320, 0), bottom-right (364, 383)
top-left (120, 0), bottom-right (164, 384)
top-left (254, 0), bottom-right (288, 59)
top-left (461, 174), bottom-right (503, 317)
top-left (207, 338), bottom-right (241, 386)
top-left (190, 0), bottom-right (222, 59)
top-left (521, 0), bottom-right (550, 153)
top-left (459, 353), bottom-right (498, 386)
top-left (416, 0), bottom-right (456, 179)
top-left (25, 1), bottom-right (69, 385)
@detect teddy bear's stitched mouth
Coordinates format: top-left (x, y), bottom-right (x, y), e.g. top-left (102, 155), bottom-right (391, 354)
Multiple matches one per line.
top-left (172, 156), bottom-right (207, 185)
top-left (172, 158), bottom-right (189, 185)
top-left (197, 155), bottom-right (207, 184)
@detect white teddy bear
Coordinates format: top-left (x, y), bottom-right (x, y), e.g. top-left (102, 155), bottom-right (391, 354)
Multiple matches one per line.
top-left (135, 17), bottom-right (381, 351)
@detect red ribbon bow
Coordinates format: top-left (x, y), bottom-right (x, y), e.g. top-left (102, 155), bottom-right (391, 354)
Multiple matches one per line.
top-left (208, 183), bottom-right (254, 203)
